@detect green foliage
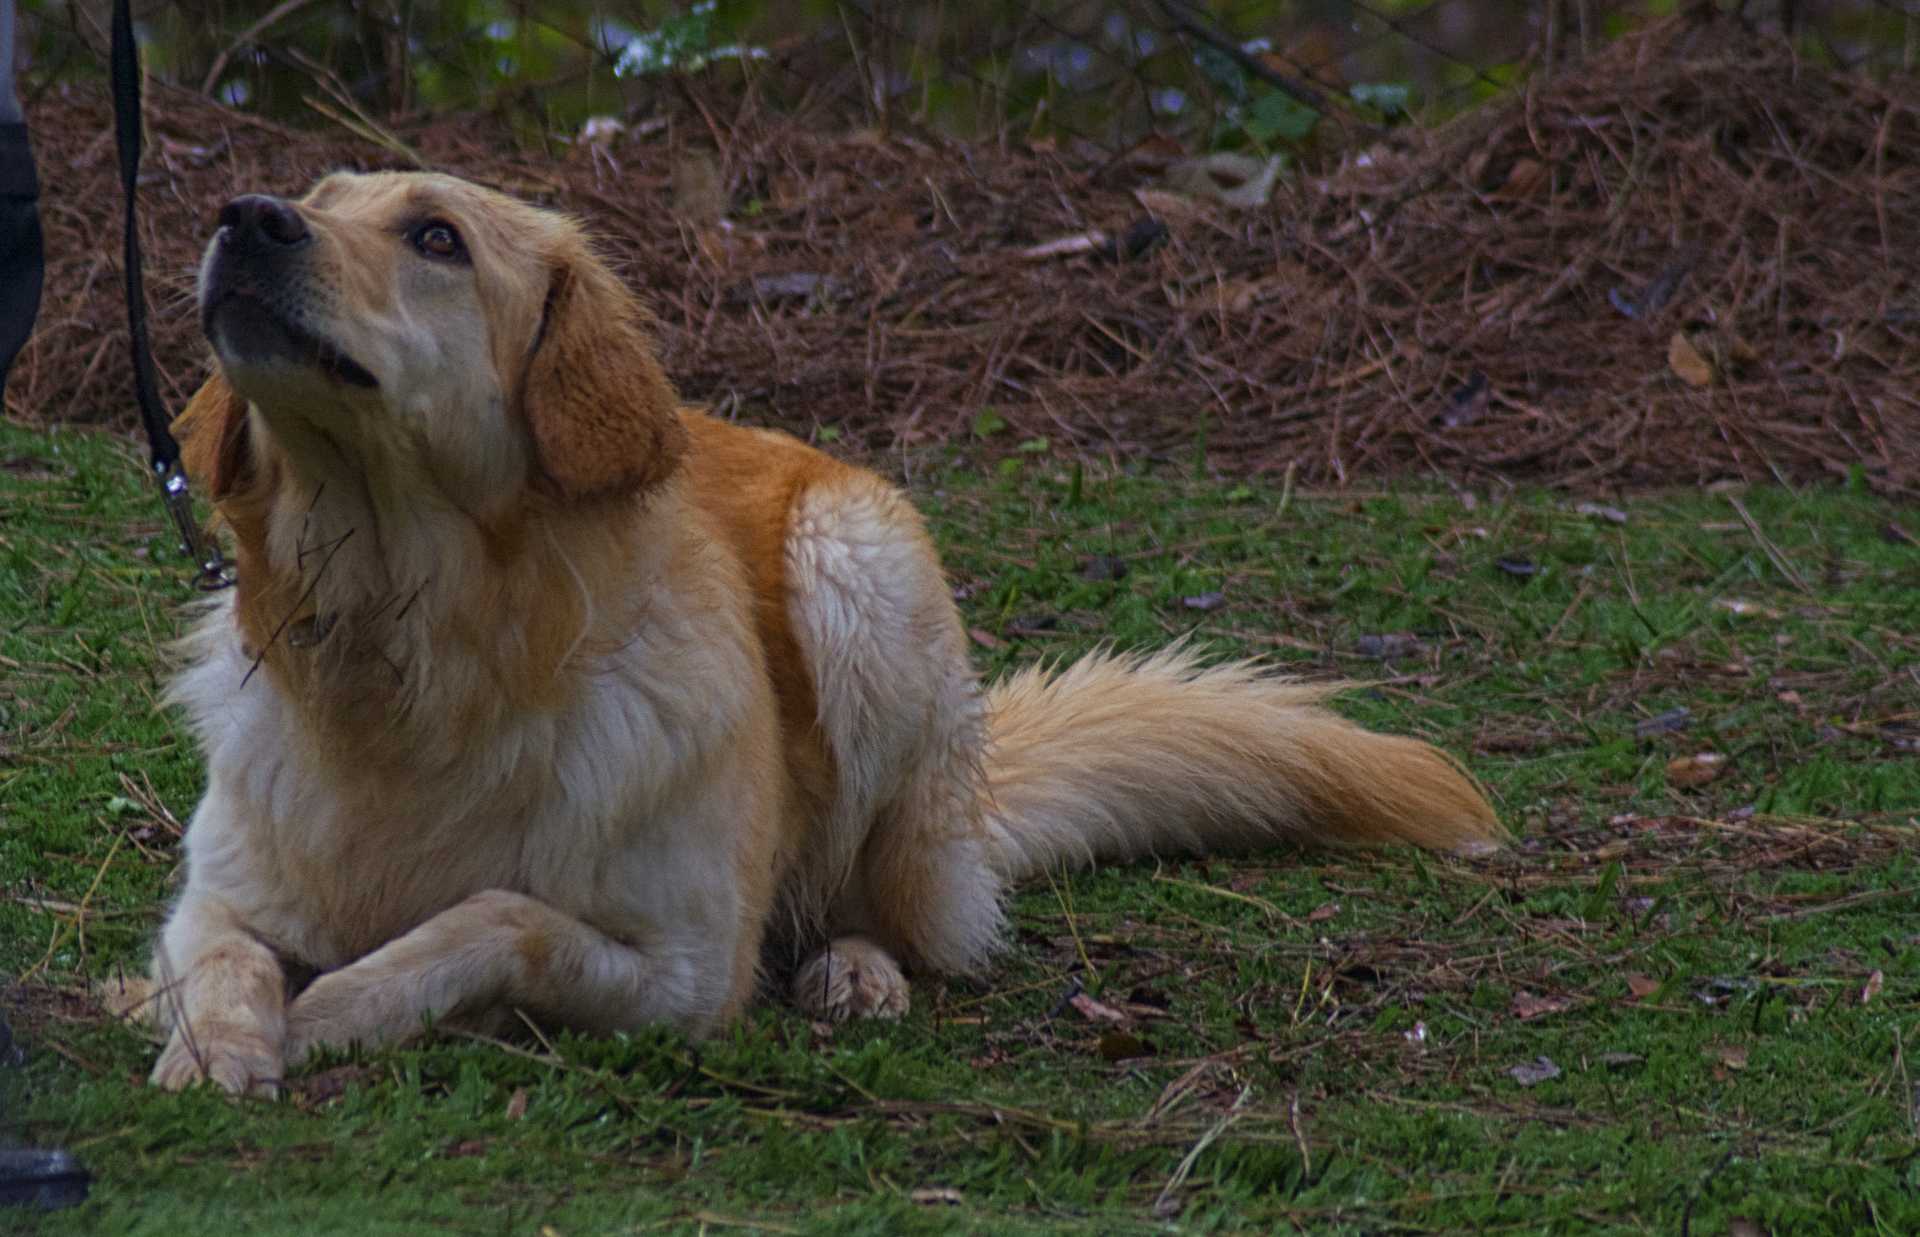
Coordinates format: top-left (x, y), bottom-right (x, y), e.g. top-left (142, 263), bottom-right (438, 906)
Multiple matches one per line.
top-left (1193, 44), bottom-right (1320, 153)
top-left (611, 2), bottom-right (771, 79)
top-left (13, 0), bottom-right (1473, 153)
top-left (613, 1), bottom-right (719, 77)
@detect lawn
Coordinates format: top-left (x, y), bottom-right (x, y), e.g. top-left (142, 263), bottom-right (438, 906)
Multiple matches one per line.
top-left (2, 416), bottom-right (1916, 1234)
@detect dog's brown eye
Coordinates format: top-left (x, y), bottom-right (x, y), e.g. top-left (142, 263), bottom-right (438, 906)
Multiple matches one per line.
top-left (412, 221), bottom-right (463, 260)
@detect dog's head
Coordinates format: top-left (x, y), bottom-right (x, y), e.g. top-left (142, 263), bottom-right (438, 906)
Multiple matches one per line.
top-left (181, 171), bottom-right (686, 509)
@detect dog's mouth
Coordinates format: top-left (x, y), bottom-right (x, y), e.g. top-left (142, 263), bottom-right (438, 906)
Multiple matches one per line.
top-left (202, 291), bottom-right (380, 391)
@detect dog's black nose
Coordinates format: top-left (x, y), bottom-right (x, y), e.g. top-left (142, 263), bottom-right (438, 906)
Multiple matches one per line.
top-left (218, 195), bottom-right (309, 249)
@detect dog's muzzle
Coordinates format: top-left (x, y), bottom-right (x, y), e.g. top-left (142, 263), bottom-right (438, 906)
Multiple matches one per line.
top-left (200, 194), bottom-right (378, 390)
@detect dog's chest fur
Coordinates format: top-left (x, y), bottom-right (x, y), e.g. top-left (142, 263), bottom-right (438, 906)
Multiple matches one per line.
top-left (167, 507), bottom-right (777, 970)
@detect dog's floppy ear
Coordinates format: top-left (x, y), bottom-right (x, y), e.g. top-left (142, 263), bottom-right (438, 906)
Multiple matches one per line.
top-left (170, 371), bottom-right (253, 500)
top-left (520, 255), bottom-right (687, 502)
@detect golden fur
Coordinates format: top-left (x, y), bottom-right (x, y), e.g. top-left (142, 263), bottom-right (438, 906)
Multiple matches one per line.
top-left (143, 172), bottom-right (1501, 1095)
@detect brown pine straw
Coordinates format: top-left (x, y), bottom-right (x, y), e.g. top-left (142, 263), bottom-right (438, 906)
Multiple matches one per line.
top-left (9, 13), bottom-right (1917, 494)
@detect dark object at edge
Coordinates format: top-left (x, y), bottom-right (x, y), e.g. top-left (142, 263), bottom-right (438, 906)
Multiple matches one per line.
top-left (0, 122), bottom-right (41, 399)
top-left (0, 1149), bottom-right (92, 1210)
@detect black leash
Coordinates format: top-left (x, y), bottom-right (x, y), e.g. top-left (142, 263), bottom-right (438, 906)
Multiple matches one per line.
top-left (111, 0), bottom-right (231, 590)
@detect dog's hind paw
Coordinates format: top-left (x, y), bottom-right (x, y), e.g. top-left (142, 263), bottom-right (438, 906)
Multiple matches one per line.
top-left (792, 936), bottom-right (910, 1022)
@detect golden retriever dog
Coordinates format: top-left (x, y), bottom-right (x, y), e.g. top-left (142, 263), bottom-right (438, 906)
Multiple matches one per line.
top-left (143, 171), bottom-right (1500, 1096)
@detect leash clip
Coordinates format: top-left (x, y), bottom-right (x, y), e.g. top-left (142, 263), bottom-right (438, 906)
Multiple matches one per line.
top-left (156, 461), bottom-right (234, 592)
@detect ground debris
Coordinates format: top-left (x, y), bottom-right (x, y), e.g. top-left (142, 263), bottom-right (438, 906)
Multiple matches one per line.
top-left (1667, 752), bottom-right (1729, 788)
top-left (1511, 991), bottom-right (1574, 1021)
top-left (13, 11), bottom-right (1918, 494)
top-left (1635, 707), bottom-right (1693, 739)
top-left (1509, 1056), bottom-right (1562, 1086)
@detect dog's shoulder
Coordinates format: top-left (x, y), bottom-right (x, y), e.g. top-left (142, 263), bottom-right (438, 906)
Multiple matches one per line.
top-left (677, 410), bottom-right (870, 556)
top-left (681, 410), bottom-right (857, 496)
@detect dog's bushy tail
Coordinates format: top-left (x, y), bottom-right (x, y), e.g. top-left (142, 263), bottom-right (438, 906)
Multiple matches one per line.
top-left (980, 646), bottom-right (1500, 882)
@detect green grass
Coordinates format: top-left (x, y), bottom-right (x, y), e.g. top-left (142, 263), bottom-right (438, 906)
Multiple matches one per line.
top-left (2, 418), bottom-right (1917, 1234)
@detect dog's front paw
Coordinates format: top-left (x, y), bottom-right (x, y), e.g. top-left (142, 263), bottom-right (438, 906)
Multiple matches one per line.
top-left (151, 1023), bottom-right (282, 1097)
top-left (793, 936), bottom-right (910, 1022)
top-left (283, 969), bottom-right (398, 1065)
top-left (282, 989), bottom-right (352, 1068)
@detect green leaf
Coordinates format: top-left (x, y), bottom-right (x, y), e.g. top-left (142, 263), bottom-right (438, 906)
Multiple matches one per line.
top-left (1241, 89), bottom-right (1319, 146)
top-left (972, 408), bottom-right (1008, 438)
top-left (55, 586), bottom-right (83, 626)
top-left (1582, 859), bottom-right (1623, 922)
top-left (1350, 81), bottom-right (1413, 117)
top-left (1192, 45), bottom-right (1251, 104)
